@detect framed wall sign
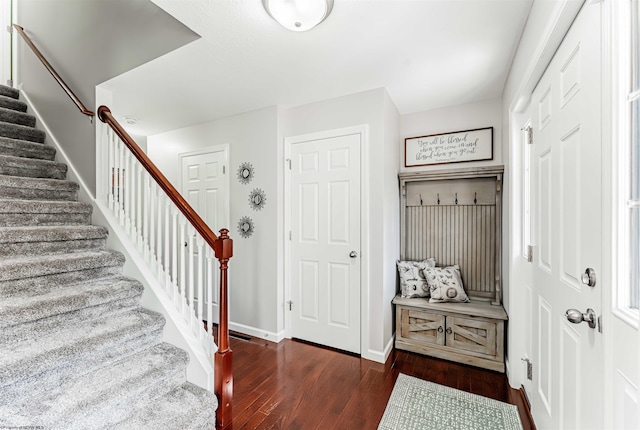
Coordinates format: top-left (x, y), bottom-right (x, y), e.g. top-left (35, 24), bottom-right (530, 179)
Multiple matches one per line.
top-left (404, 127), bottom-right (493, 167)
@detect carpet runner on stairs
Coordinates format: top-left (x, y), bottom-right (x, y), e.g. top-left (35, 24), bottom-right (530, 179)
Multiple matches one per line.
top-left (0, 84), bottom-right (217, 429)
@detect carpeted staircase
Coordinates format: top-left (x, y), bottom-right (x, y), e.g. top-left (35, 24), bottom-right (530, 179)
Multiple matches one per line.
top-left (0, 85), bottom-right (217, 429)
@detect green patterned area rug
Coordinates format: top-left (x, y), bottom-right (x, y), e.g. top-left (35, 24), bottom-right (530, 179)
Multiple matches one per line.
top-left (378, 374), bottom-right (523, 430)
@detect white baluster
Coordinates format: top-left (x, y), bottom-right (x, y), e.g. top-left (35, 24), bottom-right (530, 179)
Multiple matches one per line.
top-left (156, 193), bottom-right (165, 281)
top-left (206, 248), bottom-right (214, 338)
top-left (164, 199), bottom-right (171, 293)
top-left (196, 236), bottom-right (205, 339)
top-left (179, 218), bottom-right (187, 316)
top-left (125, 151), bottom-right (132, 235)
top-left (143, 174), bottom-right (151, 263)
top-left (107, 129), bottom-right (115, 211)
top-left (172, 208), bottom-right (179, 304)
top-left (149, 183), bottom-right (156, 271)
top-left (118, 140), bottom-right (126, 225)
top-left (136, 165), bottom-right (144, 252)
top-left (188, 228), bottom-right (195, 327)
top-left (130, 157), bottom-right (138, 240)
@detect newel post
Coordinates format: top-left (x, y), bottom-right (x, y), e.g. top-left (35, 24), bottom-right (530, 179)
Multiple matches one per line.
top-left (213, 229), bottom-right (233, 428)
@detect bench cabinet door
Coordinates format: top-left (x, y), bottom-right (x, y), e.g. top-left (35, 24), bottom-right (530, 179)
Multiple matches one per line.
top-left (445, 316), bottom-right (497, 357)
top-left (399, 308), bottom-right (445, 346)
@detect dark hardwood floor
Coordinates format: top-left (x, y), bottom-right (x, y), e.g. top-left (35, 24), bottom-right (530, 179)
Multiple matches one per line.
top-left (222, 335), bottom-right (534, 430)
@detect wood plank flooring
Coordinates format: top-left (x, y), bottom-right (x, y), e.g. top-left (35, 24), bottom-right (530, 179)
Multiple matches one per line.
top-left (224, 335), bottom-right (534, 429)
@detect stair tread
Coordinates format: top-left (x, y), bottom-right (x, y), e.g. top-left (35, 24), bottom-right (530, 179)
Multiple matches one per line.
top-left (0, 154), bottom-right (67, 180)
top-left (0, 174), bottom-right (78, 191)
top-left (0, 106), bottom-right (36, 128)
top-left (0, 136), bottom-right (55, 160)
top-left (113, 382), bottom-right (217, 430)
top-left (0, 249), bottom-right (124, 282)
top-left (0, 95), bottom-right (28, 113)
top-left (0, 308), bottom-right (166, 385)
top-left (0, 225), bottom-right (107, 243)
top-left (0, 121), bottom-right (45, 143)
top-left (0, 198), bottom-right (92, 213)
top-left (0, 342), bottom-right (188, 429)
top-left (0, 275), bottom-right (142, 327)
top-left (0, 85), bottom-right (19, 100)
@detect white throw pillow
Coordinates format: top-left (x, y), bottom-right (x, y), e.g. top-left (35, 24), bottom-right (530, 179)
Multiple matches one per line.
top-left (397, 258), bottom-right (436, 298)
top-left (425, 265), bottom-right (470, 303)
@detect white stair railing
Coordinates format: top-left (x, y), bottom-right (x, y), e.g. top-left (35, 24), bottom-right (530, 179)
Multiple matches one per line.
top-left (99, 125), bottom-right (219, 357)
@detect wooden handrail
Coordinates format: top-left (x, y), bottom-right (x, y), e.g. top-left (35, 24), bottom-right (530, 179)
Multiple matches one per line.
top-left (98, 106), bottom-right (234, 428)
top-left (98, 106), bottom-right (220, 245)
top-left (13, 24), bottom-right (94, 117)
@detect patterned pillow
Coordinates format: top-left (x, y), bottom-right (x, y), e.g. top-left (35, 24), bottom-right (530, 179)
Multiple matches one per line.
top-left (397, 258), bottom-right (436, 298)
top-left (425, 265), bottom-right (470, 303)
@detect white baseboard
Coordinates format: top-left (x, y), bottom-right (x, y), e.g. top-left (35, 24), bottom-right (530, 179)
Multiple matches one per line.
top-left (362, 334), bottom-right (395, 364)
top-left (229, 321), bottom-right (285, 343)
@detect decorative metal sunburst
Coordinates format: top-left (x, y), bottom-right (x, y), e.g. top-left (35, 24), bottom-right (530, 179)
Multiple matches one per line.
top-left (248, 188), bottom-right (267, 211)
top-left (237, 216), bottom-right (254, 238)
top-left (237, 162), bottom-right (254, 185)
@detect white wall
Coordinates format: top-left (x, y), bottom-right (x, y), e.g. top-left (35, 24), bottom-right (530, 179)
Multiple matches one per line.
top-left (284, 88), bottom-right (397, 362)
top-left (382, 91), bottom-right (401, 355)
top-left (147, 107), bottom-right (281, 338)
top-left (400, 98), bottom-right (503, 172)
top-left (0, 0), bottom-right (11, 86)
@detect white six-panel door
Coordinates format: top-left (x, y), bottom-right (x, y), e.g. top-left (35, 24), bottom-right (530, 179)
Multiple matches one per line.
top-left (530, 3), bottom-right (603, 429)
top-left (290, 132), bottom-right (361, 354)
top-left (180, 147), bottom-right (228, 323)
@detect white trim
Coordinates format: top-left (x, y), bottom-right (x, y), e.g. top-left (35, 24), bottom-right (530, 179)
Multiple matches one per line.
top-left (509, 0), bottom-right (586, 113)
top-left (229, 321), bottom-right (285, 343)
top-left (283, 124), bottom-right (371, 358)
top-left (365, 333), bottom-right (395, 364)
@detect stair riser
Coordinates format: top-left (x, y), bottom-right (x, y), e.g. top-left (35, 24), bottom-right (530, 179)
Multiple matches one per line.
top-left (0, 212), bottom-right (91, 227)
top-left (0, 122), bottom-right (45, 143)
top-left (0, 311), bottom-right (166, 390)
top-left (0, 138), bottom-right (56, 161)
top-left (0, 86), bottom-right (19, 100)
top-left (0, 109), bottom-right (36, 128)
top-left (0, 254), bottom-right (124, 283)
top-left (0, 238), bottom-right (105, 258)
top-left (0, 326), bottom-right (163, 409)
top-left (0, 97), bottom-right (27, 113)
top-left (0, 163), bottom-right (66, 180)
top-left (0, 284), bottom-right (142, 329)
top-left (0, 186), bottom-right (77, 201)
top-left (0, 266), bottom-right (122, 297)
top-left (63, 367), bottom-right (187, 430)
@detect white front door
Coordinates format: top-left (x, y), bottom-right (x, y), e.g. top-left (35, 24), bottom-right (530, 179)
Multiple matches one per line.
top-left (289, 132), bottom-right (361, 354)
top-left (529, 3), bottom-right (603, 429)
top-left (180, 147), bottom-right (228, 322)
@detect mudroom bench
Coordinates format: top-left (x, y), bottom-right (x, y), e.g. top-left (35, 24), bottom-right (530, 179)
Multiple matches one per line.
top-left (393, 166), bottom-right (507, 372)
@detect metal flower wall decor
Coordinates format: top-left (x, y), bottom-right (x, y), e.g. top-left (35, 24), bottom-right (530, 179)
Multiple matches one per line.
top-left (248, 188), bottom-right (267, 211)
top-left (237, 216), bottom-right (255, 238)
top-left (237, 162), bottom-right (254, 184)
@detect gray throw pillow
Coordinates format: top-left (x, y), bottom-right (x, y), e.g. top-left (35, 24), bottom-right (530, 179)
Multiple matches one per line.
top-left (397, 258), bottom-right (436, 298)
top-left (425, 265), bottom-right (470, 303)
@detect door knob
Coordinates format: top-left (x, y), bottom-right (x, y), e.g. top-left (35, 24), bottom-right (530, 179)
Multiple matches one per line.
top-left (565, 308), bottom-right (597, 329)
top-left (349, 251), bottom-right (358, 258)
top-left (581, 268), bottom-right (596, 287)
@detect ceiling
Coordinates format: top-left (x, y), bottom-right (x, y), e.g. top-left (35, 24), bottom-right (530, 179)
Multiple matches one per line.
top-left (100, 0), bottom-right (533, 137)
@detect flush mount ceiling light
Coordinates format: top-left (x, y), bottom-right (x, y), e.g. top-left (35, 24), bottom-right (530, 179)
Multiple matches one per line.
top-left (262, 0), bottom-right (334, 32)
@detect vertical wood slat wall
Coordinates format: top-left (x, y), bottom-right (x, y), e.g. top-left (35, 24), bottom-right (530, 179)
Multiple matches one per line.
top-left (399, 167), bottom-right (504, 305)
top-left (405, 205), bottom-right (496, 300)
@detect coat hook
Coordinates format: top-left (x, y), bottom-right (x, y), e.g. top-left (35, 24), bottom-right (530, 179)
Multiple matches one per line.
top-left (419, 194), bottom-right (423, 206)
top-left (474, 192), bottom-right (477, 205)
top-left (437, 193), bottom-right (440, 205)
top-left (455, 193), bottom-right (458, 205)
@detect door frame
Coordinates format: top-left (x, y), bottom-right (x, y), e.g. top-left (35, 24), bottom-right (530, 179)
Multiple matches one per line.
top-left (177, 144), bottom-right (230, 230)
top-left (283, 125), bottom-right (370, 354)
